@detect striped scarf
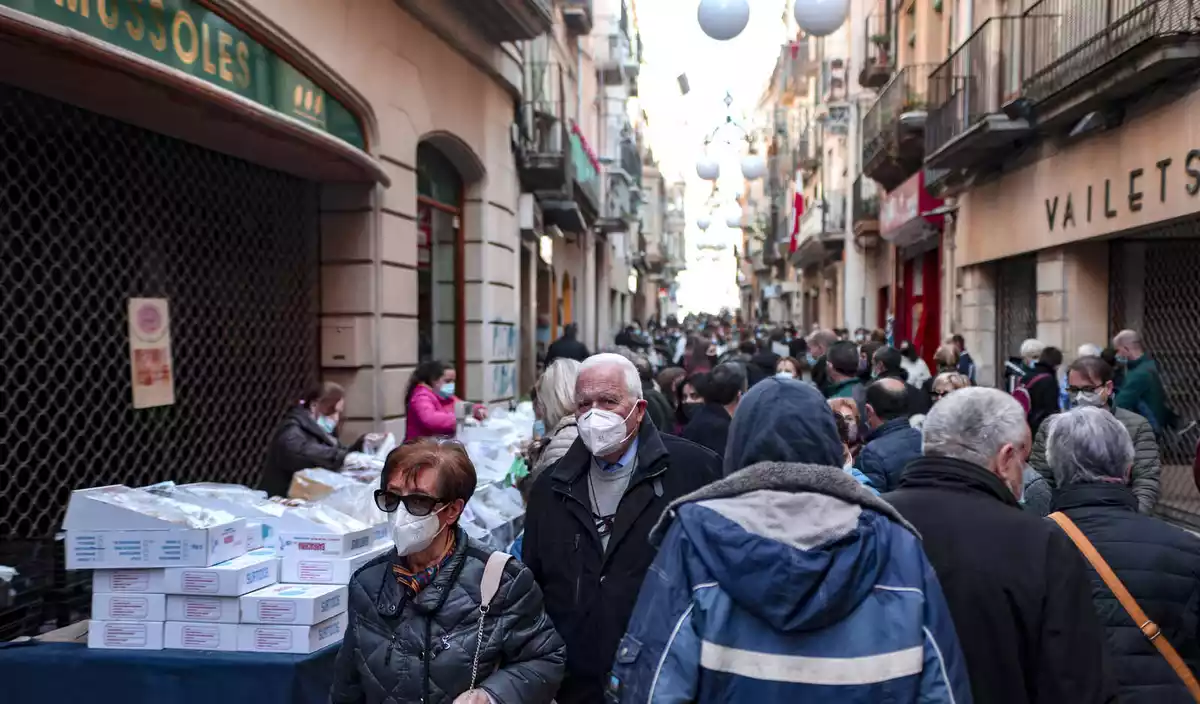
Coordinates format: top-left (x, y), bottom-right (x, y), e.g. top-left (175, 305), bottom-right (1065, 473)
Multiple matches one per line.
top-left (392, 532), bottom-right (456, 594)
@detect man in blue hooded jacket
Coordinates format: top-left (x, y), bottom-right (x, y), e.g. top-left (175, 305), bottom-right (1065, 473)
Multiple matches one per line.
top-left (606, 377), bottom-right (972, 703)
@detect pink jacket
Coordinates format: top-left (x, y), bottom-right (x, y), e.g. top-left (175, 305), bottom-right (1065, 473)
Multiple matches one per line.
top-left (406, 384), bottom-right (458, 440)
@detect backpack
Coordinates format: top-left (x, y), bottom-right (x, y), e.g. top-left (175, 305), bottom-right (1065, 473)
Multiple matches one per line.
top-left (1013, 373), bottom-right (1051, 415)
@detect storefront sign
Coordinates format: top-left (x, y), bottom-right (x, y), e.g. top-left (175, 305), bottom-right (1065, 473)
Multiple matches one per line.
top-left (880, 171), bottom-right (944, 242)
top-left (127, 297), bottom-right (175, 409)
top-left (1043, 150), bottom-right (1200, 232)
top-left (3, 0), bottom-right (365, 149)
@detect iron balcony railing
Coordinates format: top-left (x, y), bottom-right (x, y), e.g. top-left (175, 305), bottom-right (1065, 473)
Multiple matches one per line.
top-left (853, 175), bottom-right (881, 222)
top-left (798, 190), bottom-right (848, 242)
top-left (926, 16), bottom-right (1024, 158)
top-left (862, 63), bottom-right (937, 167)
top-left (1022, 0), bottom-right (1198, 104)
top-left (863, 7), bottom-right (892, 71)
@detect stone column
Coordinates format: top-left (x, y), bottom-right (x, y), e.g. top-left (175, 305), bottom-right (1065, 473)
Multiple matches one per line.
top-left (959, 263), bottom-right (997, 386)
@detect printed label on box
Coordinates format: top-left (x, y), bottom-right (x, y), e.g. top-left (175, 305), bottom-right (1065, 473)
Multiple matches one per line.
top-left (298, 561), bottom-right (333, 583)
top-left (104, 622), bottom-right (148, 648)
top-left (181, 571), bottom-right (219, 594)
top-left (183, 597), bottom-right (222, 621)
top-left (109, 571), bottom-right (151, 592)
top-left (107, 596), bottom-right (149, 620)
top-left (181, 624), bottom-right (220, 648)
top-left (252, 627), bottom-right (294, 652)
top-left (257, 600), bottom-right (297, 623)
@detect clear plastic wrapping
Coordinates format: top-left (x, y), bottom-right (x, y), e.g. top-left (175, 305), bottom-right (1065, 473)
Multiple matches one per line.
top-left (89, 486), bottom-right (238, 529)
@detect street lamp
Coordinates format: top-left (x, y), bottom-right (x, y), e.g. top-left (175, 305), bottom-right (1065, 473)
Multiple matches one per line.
top-left (794, 0), bottom-right (850, 37)
top-left (696, 0), bottom-right (750, 41)
top-left (694, 92), bottom-right (766, 182)
top-left (696, 216), bottom-right (712, 231)
top-left (696, 156), bottom-right (720, 181)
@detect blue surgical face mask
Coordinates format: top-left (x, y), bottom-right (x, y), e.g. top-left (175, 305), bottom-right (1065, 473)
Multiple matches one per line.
top-left (775, 371), bottom-right (795, 380)
top-left (438, 382), bottom-right (455, 399)
top-left (806, 353), bottom-right (818, 366)
top-left (533, 419), bottom-right (545, 437)
top-left (317, 415), bottom-right (338, 434)
top-left (1116, 354), bottom-right (1129, 365)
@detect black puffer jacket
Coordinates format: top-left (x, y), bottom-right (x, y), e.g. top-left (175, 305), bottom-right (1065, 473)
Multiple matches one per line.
top-left (261, 406), bottom-right (354, 497)
top-left (331, 530), bottom-right (566, 704)
top-left (1054, 483), bottom-right (1200, 703)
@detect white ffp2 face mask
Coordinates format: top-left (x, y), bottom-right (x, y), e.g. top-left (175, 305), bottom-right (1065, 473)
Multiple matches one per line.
top-left (390, 504), bottom-right (448, 556)
top-left (577, 404), bottom-right (638, 457)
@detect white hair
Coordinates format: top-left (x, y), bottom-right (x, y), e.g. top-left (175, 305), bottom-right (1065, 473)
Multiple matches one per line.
top-left (1045, 407), bottom-right (1134, 487)
top-left (1020, 338), bottom-right (1046, 362)
top-left (579, 353), bottom-right (643, 401)
top-left (922, 387), bottom-right (1028, 468)
top-left (538, 358), bottom-right (581, 430)
top-left (1076, 343), bottom-right (1102, 358)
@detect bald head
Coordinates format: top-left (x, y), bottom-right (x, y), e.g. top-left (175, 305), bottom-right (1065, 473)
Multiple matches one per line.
top-left (1112, 329), bottom-right (1145, 360)
top-left (865, 377), bottom-right (910, 428)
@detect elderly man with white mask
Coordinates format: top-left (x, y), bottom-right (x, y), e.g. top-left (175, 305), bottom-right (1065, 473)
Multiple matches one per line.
top-left (885, 387), bottom-right (1114, 704)
top-left (522, 353), bottom-right (721, 704)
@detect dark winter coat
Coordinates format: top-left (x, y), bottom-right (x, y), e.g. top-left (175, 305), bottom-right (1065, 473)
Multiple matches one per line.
top-left (545, 334), bottom-right (590, 365)
top-left (1117, 356), bottom-right (1172, 433)
top-left (1022, 362), bottom-right (1061, 435)
top-left (261, 406), bottom-right (354, 497)
top-left (885, 455), bottom-right (1117, 704)
top-left (1053, 483), bottom-right (1200, 704)
top-left (854, 417), bottom-right (922, 493)
top-left (745, 350), bottom-right (779, 387)
top-left (681, 402), bottom-right (733, 459)
top-left (522, 417), bottom-right (721, 704)
top-left (330, 530), bottom-right (566, 704)
top-left (641, 381), bottom-right (674, 434)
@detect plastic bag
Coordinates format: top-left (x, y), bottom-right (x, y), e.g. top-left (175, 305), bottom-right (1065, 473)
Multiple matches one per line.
top-left (317, 483), bottom-right (387, 530)
top-left (91, 486), bottom-right (238, 529)
top-left (362, 433), bottom-right (397, 461)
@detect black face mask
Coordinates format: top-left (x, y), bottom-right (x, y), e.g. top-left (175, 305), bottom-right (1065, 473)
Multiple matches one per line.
top-left (681, 402), bottom-right (703, 422)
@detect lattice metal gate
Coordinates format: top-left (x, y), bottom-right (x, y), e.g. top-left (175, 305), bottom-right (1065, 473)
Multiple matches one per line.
top-left (1110, 231), bottom-right (1200, 527)
top-left (995, 254), bottom-right (1038, 388)
top-left (0, 83), bottom-right (321, 540)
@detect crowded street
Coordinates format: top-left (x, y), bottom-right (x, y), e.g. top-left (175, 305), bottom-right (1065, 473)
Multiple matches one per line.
top-left (4, 0), bottom-right (1200, 702)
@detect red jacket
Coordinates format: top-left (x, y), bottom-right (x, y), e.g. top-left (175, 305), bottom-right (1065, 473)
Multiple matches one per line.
top-left (406, 385), bottom-right (458, 440)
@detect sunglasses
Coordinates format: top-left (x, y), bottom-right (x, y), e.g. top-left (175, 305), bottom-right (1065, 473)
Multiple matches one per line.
top-left (373, 490), bottom-right (445, 516)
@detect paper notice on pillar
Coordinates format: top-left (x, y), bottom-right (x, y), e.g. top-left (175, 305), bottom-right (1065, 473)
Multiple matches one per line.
top-left (128, 298), bottom-right (176, 409)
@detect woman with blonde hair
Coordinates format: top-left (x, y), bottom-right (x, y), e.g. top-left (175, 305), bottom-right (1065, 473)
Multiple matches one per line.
top-left (528, 358), bottom-right (582, 478)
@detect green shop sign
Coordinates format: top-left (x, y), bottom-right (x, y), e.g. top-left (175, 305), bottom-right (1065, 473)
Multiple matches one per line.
top-left (2, 0), bottom-right (366, 149)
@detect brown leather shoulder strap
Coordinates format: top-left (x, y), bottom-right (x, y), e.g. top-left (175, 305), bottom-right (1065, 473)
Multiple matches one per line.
top-left (1048, 511), bottom-right (1200, 702)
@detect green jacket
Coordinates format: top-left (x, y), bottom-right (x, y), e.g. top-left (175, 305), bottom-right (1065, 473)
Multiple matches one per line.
top-left (1116, 356), bottom-right (1171, 431)
top-left (826, 378), bottom-right (863, 400)
top-left (1030, 404), bottom-right (1161, 513)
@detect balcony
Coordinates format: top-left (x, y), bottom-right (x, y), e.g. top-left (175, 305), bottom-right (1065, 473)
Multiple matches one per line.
top-left (862, 63), bottom-right (937, 191)
top-left (450, 0), bottom-right (553, 42)
top-left (1022, 0), bottom-right (1200, 130)
top-left (925, 17), bottom-right (1034, 173)
top-left (791, 190), bottom-right (847, 268)
top-left (597, 166), bottom-right (639, 233)
top-left (852, 175), bottom-right (881, 243)
top-left (517, 77), bottom-right (600, 231)
top-left (562, 0), bottom-right (593, 35)
top-left (598, 30), bottom-right (641, 85)
top-left (859, 7), bottom-right (894, 88)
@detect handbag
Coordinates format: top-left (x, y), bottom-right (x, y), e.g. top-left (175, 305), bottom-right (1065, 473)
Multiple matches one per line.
top-left (1048, 511), bottom-right (1200, 702)
top-left (468, 551), bottom-right (512, 692)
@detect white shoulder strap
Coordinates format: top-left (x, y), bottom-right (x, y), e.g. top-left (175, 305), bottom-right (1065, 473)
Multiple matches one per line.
top-left (480, 551), bottom-right (512, 607)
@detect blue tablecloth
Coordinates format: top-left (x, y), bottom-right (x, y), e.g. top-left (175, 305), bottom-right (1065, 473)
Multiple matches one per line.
top-left (0, 641), bottom-right (339, 704)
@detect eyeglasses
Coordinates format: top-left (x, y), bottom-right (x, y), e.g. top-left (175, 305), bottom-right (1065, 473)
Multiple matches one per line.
top-left (1066, 385), bottom-right (1103, 394)
top-left (373, 490), bottom-right (445, 516)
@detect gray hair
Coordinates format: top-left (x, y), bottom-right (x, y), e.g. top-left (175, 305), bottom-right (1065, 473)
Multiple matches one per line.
top-left (1045, 406), bottom-right (1133, 487)
top-left (1077, 343), bottom-right (1102, 358)
top-left (538, 358), bottom-right (581, 430)
top-left (922, 387), bottom-right (1028, 468)
top-left (579, 353), bottom-right (643, 401)
top-left (1020, 338), bottom-right (1046, 362)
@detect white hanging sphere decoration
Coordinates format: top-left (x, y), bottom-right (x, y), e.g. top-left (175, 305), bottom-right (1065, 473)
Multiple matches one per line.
top-left (695, 156), bottom-right (720, 181)
top-left (697, 0), bottom-right (750, 41)
top-left (725, 213), bottom-right (743, 228)
top-left (740, 154), bottom-right (766, 180)
top-left (794, 0), bottom-right (849, 37)
top-left (697, 216), bottom-right (712, 231)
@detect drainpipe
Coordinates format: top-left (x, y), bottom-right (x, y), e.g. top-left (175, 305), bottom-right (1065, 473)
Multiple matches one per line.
top-left (576, 42), bottom-right (584, 128)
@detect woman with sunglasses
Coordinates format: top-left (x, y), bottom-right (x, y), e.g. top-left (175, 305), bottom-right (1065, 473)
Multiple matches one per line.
top-left (332, 438), bottom-right (565, 704)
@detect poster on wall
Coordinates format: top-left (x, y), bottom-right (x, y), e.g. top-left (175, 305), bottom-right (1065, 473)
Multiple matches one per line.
top-left (128, 297), bottom-right (175, 409)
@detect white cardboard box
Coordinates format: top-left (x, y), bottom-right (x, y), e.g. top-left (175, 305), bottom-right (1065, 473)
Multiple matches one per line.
top-left (88, 620), bottom-right (165, 650)
top-left (63, 486), bottom-right (247, 569)
top-left (166, 595), bottom-right (240, 623)
top-left (92, 568), bottom-right (166, 594)
top-left (280, 540), bottom-right (393, 585)
top-left (165, 621), bottom-right (239, 651)
top-left (91, 593), bottom-right (166, 622)
top-left (240, 584), bottom-right (348, 625)
top-left (247, 522), bottom-right (265, 551)
top-left (162, 550), bottom-right (278, 597)
top-left (237, 613), bottom-right (346, 654)
top-left (277, 527), bottom-right (374, 559)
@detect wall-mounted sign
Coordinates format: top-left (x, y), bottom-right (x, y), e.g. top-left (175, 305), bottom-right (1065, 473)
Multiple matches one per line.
top-left (880, 171), bottom-right (944, 245)
top-left (128, 297), bottom-right (175, 409)
top-left (3, 0), bottom-right (366, 149)
top-left (1043, 150), bottom-right (1200, 232)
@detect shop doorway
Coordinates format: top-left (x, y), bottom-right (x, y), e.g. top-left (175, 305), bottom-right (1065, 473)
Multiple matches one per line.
top-left (896, 246), bottom-right (941, 369)
top-left (416, 143), bottom-right (465, 393)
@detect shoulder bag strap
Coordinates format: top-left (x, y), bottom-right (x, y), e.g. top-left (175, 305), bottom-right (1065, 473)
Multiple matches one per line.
top-left (468, 551), bottom-right (512, 692)
top-left (1048, 512), bottom-right (1200, 702)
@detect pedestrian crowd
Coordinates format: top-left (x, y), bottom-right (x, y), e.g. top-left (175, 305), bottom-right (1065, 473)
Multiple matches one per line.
top-left (321, 312), bottom-right (1200, 704)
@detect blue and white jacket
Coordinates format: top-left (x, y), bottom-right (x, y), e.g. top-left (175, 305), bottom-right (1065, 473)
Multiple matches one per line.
top-left (607, 462), bottom-right (972, 704)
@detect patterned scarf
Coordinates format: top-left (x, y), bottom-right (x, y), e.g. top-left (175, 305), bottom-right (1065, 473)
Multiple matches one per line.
top-left (392, 532), bottom-right (457, 594)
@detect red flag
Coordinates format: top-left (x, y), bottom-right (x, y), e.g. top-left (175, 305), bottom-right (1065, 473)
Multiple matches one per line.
top-left (788, 190), bottom-right (805, 254)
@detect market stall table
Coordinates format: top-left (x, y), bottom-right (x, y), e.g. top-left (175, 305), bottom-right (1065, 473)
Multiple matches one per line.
top-left (0, 640), bottom-right (338, 704)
